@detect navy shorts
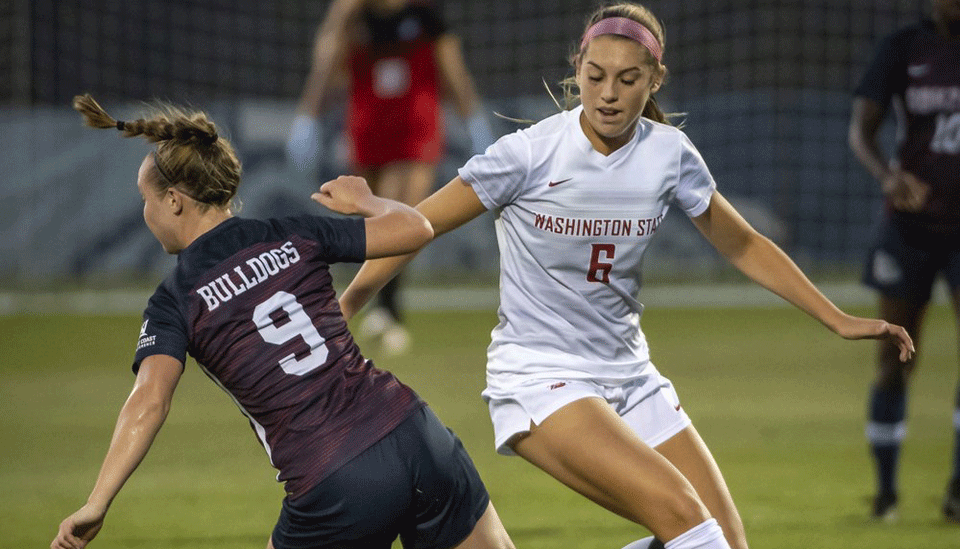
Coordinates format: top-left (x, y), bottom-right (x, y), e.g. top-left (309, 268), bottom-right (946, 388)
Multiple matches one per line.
top-left (862, 218), bottom-right (960, 302)
top-left (271, 406), bottom-right (490, 549)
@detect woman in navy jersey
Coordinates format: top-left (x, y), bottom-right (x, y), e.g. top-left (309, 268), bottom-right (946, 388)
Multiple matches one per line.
top-left (848, 0), bottom-right (960, 523)
top-left (51, 94), bottom-right (515, 549)
top-left (340, 3), bottom-right (917, 549)
top-left (287, 0), bottom-right (494, 355)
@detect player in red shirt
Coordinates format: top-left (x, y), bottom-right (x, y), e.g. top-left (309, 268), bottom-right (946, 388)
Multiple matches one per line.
top-left (288, 0), bottom-right (494, 355)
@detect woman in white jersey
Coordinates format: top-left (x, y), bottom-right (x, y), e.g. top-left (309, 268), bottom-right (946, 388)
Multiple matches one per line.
top-left (340, 4), bottom-right (916, 549)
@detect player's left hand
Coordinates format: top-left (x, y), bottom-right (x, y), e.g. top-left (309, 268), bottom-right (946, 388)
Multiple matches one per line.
top-left (51, 504), bottom-right (106, 549)
top-left (311, 175), bottom-right (376, 216)
top-left (834, 315), bottom-right (915, 362)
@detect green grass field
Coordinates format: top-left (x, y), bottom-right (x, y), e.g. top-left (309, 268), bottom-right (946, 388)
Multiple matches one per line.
top-left (2, 303), bottom-right (957, 548)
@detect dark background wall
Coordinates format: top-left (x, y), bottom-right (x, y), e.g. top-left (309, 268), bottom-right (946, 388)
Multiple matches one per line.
top-left (0, 0), bottom-right (930, 284)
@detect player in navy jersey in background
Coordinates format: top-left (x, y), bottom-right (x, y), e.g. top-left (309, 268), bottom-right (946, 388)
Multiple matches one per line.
top-left (287, 0), bottom-right (495, 355)
top-left (51, 94), bottom-right (515, 549)
top-left (339, 4), bottom-right (916, 549)
top-left (848, 0), bottom-right (960, 523)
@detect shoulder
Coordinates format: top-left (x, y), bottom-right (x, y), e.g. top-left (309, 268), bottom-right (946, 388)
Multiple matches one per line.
top-left (642, 117), bottom-right (684, 137)
top-left (875, 21), bottom-right (928, 53)
top-left (637, 117), bottom-right (692, 151)
top-left (147, 270), bottom-right (188, 321)
top-left (513, 108), bottom-right (579, 148)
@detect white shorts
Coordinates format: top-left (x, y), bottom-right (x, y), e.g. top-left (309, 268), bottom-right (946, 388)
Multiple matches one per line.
top-left (482, 369), bottom-right (692, 456)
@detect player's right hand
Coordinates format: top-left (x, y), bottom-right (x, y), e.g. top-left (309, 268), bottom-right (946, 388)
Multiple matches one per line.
top-left (51, 504), bottom-right (106, 549)
top-left (286, 115), bottom-right (322, 172)
top-left (833, 314), bottom-right (915, 363)
top-left (882, 169), bottom-right (930, 212)
top-left (312, 175), bottom-right (376, 216)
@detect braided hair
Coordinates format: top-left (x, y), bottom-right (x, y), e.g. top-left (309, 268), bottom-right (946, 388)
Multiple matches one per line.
top-left (73, 93), bottom-right (242, 209)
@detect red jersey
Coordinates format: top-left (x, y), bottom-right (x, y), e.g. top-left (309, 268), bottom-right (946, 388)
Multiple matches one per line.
top-left (347, 2), bottom-right (447, 167)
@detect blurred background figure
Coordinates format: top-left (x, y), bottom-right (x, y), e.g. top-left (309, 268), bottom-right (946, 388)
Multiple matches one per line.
top-left (286, 0), bottom-right (495, 356)
top-left (848, 0), bottom-right (960, 523)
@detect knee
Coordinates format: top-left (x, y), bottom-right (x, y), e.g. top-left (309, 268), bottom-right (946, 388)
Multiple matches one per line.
top-left (639, 484), bottom-right (711, 539)
top-left (874, 365), bottom-right (908, 392)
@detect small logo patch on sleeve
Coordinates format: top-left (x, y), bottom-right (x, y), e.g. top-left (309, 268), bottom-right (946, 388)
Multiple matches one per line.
top-left (137, 319), bottom-right (157, 351)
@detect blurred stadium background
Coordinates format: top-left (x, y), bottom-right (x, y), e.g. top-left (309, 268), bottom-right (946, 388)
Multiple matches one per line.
top-left (0, 0), bottom-right (935, 292)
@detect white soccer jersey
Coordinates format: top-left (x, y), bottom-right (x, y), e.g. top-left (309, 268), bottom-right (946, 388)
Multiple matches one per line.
top-left (458, 105), bottom-right (716, 389)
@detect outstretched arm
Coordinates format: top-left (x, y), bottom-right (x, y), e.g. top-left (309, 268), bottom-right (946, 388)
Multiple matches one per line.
top-left (52, 355), bottom-right (183, 549)
top-left (295, 0), bottom-right (362, 118)
top-left (287, 0), bottom-right (361, 171)
top-left (338, 176), bottom-right (488, 320)
top-left (691, 191), bottom-right (915, 361)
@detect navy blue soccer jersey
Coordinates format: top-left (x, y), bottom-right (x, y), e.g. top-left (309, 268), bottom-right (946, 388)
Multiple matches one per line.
top-left (854, 19), bottom-right (960, 234)
top-left (133, 215), bottom-right (423, 500)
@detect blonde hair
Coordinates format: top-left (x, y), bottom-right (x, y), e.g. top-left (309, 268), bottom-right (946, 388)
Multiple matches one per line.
top-left (559, 3), bottom-right (670, 125)
top-left (72, 93), bottom-right (242, 209)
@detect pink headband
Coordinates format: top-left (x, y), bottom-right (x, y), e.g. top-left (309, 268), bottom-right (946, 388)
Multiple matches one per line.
top-left (580, 17), bottom-right (663, 63)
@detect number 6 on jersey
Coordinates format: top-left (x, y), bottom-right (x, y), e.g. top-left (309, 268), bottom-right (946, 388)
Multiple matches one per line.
top-left (588, 243), bottom-right (616, 283)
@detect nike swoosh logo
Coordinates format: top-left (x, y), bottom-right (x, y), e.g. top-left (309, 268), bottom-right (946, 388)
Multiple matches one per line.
top-left (548, 178), bottom-right (573, 187)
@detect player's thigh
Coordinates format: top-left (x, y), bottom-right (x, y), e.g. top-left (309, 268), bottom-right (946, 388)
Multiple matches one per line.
top-left (948, 246), bottom-right (960, 322)
top-left (878, 294), bottom-right (928, 340)
top-left (511, 397), bottom-right (709, 534)
top-left (863, 220), bottom-right (939, 305)
top-left (451, 502), bottom-right (515, 549)
top-left (655, 426), bottom-right (747, 549)
top-left (399, 407), bottom-right (493, 549)
top-left (877, 295), bottom-right (925, 382)
top-left (952, 286), bottom-right (960, 325)
top-left (401, 162), bottom-right (438, 205)
top-left (369, 164), bottom-right (406, 202)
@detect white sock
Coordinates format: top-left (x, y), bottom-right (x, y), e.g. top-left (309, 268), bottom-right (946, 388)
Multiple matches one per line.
top-left (663, 519), bottom-right (730, 549)
top-left (620, 536), bottom-right (658, 549)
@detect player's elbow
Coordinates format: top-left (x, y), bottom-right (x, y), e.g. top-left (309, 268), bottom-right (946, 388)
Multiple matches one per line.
top-left (127, 385), bottom-right (173, 424)
top-left (119, 398), bottom-right (170, 440)
top-left (721, 227), bottom-right (768, 265)
top-left (847, 122), bottom-right (867, 154)
top-left (405, 216), bottom-right (435, 252)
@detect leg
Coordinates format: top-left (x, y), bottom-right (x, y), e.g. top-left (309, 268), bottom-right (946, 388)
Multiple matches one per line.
top-left (655, 426), bottom-right (748, 549)
top-left (946, 286), bottom-right (960, 521)
top-left (451, 502), bottom-right (515, 549)
top-left (356, 166), bottom-right (403, 339)
top-left (398, 161), bottom-right (437, 206)
top-left (867, 294), bottom-right (925, 518)
top-left (372, 161), bottom-right (436, 322)
top-left (511, 397), bottom-right (712, 541)
top-left (366, 163), bottom-right (406, 318)
top-left (366, 162), bottom-right (437, 354)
